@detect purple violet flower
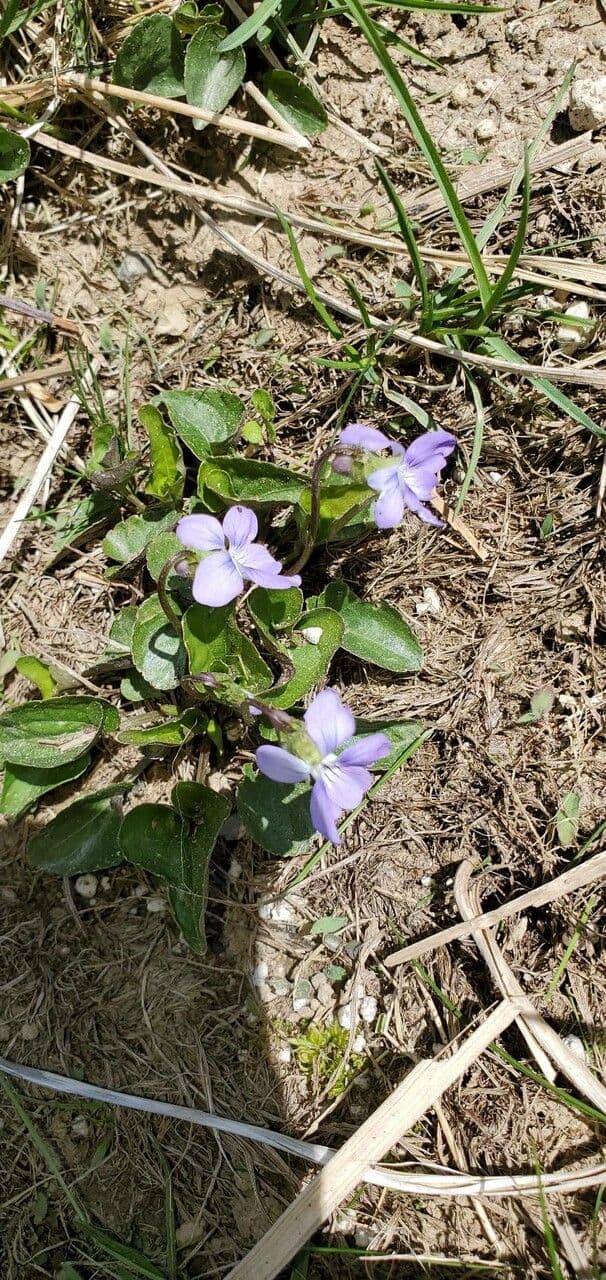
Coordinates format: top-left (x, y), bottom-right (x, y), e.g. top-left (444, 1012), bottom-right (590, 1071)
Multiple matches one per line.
top-left (176, 506), bottom-right (301, 607)
top-left (338, 424), bottom-right (456, 530)
top-left (255, 687), bottom-right (390, 845)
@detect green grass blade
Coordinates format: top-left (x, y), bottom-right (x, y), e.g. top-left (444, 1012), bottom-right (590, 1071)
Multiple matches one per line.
top-left (376, 159), bottom-right (433, 332)
top-left (82, 1227), bottom-right (168, 1280)
top-left (277, 209), bottom-right (343, 340)
top-left (534, 1161), bottom-right (565, 1280)
top-left (545, 895), bottom-right (597, 1002)
top-left (341, 0), bottom-right (492, 307)
top-left (456, 369), bottom-right (484, 512)
top-left (218, 0), bottom-right (283, 49)
top-left (339, 273), bottom-right (373, 328)
top-left (481, 334), bottom-right (606, 439)
top-left (0, 1074), bottom-right (86, 1221)
top-left (480, 146), bottom-right (530, 324)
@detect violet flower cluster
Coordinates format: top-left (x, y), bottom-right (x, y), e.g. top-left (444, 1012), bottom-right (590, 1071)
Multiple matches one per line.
top-left (176, 506), bottom-right (300, 607)
top-left (255, 688), bottom-right (390, 844)
top-left (337, 424), bottom-right (456, 529)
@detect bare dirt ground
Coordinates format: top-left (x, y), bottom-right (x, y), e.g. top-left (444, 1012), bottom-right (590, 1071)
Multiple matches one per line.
top-left (1, 0), bottom-right (606, 1276)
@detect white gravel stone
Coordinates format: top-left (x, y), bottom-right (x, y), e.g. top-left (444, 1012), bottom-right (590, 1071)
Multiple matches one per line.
top-left (475, 117), bottom-right (497, 142)
top-left (420, 874), bottom-right (433, 887)
top-left (252, 961), bottom-right (269, 987)
top-left (146, 896), bottom-right (166, 914)
top-left (450, 83), bottom-right (469, 106)
top-left (21, 1023), bottom-right (39, 1041)
top-left (300, 627), bottom-right (323, 645)
top-left (569, 76), bottom-right (606, 130)
top-left (563, 1033), bottom-right (586, 1062)
top-left (416, 586), bottom-right (441, 617)
top-left (352, 1033), bottom-right (367, 1054)
top-left (337, 1002), bottom-right (353, 1031)
top-left (278, 1045), bottom-right (292, 1065)
top-left (74, 874), bottom-right (98, 899)
top-left (556, 301), bottom-right (594, 353)
top-left (228, 856), bottom-right (243, 880)
top-left (71, 1116), bottom-right (89, 1139)
top-left (258, 899), bottom-right (293, 924)
top-left (359, 995), bottom-right (378, 1024)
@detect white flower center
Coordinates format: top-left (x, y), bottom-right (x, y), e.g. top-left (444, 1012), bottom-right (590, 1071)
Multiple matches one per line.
top-left (310, 751), bottom-right (338, 781)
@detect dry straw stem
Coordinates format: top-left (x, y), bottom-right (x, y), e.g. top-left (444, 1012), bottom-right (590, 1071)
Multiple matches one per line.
top-left (431, 495), bottom-right (490, 561)
top-left (36, 129), bottom-right (606, 390)
top-left (0, 359), bottom-right (100, 569)
top-left (61, 73), bottom-right (309, 151)
top-left (0, 360), bottom-right (73, 391)
top-left (226, 1000), bottom-right (521, 1280)
top-left (385, 849), bottom-right (606, 968)
top-left (454, 861), bottom-right (606, 1113)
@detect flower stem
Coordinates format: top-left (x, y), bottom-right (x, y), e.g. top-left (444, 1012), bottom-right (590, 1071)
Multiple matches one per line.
top-left (288, 444), bottom-right (354, 573)
top-left (157, 554), bottom-right (185, 640)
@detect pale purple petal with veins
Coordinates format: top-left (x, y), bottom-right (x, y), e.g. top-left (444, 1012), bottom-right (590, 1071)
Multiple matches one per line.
top-left (237, 542), bottom-right (301, 590)
top-left (321, 762), bottom-right (371, 810)
top-left (192, 551), bottom-right (243, 606)
top-left (339, 423), bottom-right (392, 452)
top-left (255, 745), bottom-right (311, 784)
top-left (402, 486), bottom-right (444, 527)
top-left (367, 463), bottom-right (400, 493)
top-left (373, 480), bottom-right (405, 529)
top-left (404, 429), bottom-right (456, 469)
top-left (304, 688), bottom-right (355, 757)
top-left (310, 778), bottom-right (342, 845)
top-left (176, 513), bottom-right (225, 552)
top-left (339, 732), bottom-right (391, 768)
top-left (224, 504), bottom-right (258, 549)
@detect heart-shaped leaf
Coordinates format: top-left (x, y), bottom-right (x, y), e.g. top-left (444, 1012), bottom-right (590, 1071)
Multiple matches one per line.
top-left (183, 604), bottom-right (272, 693)
top-left (260, 607), bottom-right (344, 708)
top-left (320, 581), bottom-right (423, 673)
top-left (184, 24), bottom-right (246, 128)
top-left (1, 753), bottom-right (92, 820)
top-left (131, 594), bottom-right (187, 691)
top-left (145, 530), bottom-right (184, 581)
top-left (247, 586), bottom-right (303, 645)
top-left (346, 718), bottom-right (425, 771)
top-left (237, 764), bottom-right (315, 857)
top-left (119, 783), bottom-right (229, 952)
top-left (116, 709), bottom-right (202, 747)
top-left (29, 787), bottom-right (126, 876)
top-left (113, 14), bottom-right (185, 97)
top-left (139, 404), bottom-right (185, 504)
top-left (198, 455), bottom-right (308, 507)
top-left (263, 70), bottom-right (327, 137)
top-left (0, 126), bottom-right (30, 183)
top-left (0, 696), bottom-right (106, 768)
top-left (103, 507), bottom-right (177, 566)
top-left (157, 388), bottom-right (244, 456)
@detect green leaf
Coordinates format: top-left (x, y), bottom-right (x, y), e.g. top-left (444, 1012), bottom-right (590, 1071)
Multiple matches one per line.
top-left (320, 581), bottom-right (423, 673)
top-left (300, 479), bottom-right (372, 543)
top-left (131, 595), bottom-right (187, 692)
top-left (237, 765), bottom-right (315, 857)
top-left (15, 655), bottom-right (57, 699)
top-left (247, 586), bottom-right (303, 645)
top-left (107, 605), bottom-right (138, 654)
top-left (145, 530), bottom-right (184, 581)
top-left (518, 687), bottom-right (555, 724)
top-left (157, 388), bottom-right (244, 455)
top-left (261, 608), bottom-right (344, 708)
top-left (184, 24), bottom-right (245, 129)
top-left (139, 403), bottom-right (185, 504)
top-left (102, 507), bottom-right (177, 564)
top-left (556, 791), bottom-right (581, 848)
top-left (345, 717), bottom-right (424, 770)
top-left (218, 0), bottom-right (282, 49)
top-left (29, 788), bottom-right (125, 876)
top-left (198, 455), bottom-right (307, 506)
top-left (120, 672), bottom-right (158, 702)
top-left (310, 915), bottom-right (347, 936)
top-left (116, 710), bottom-right (201, 747)
top-left (82, 1224), bottom-right (168, 1280)
top-left (119, 784), bottom-right (229, 952)
top-left (0, 126), bottom-right (30, 183)
top-left (263, 70), bottom-right (327, 138)
top-left (113, 14), bottom-right (185, 98)
top-left (51, 491), bottom-right (119, 556)
top-left (0, 753), bottom-right (92, 820)
top-left (0, 696), bottom-right (105, 768)
top-left (182, 604), bottom-right (272, 693)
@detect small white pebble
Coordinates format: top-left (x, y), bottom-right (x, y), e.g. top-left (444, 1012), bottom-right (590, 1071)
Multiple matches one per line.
top-left (338, 1003), bottom-right (353, 1031)
top-left (563, 1033), bottom-right (586, 1062)
top-left (74, 874), bottom-right (98, 900)
top-left (252, 961), bottom-right (269, 987)
top-left (415, 585), bottom-right (441, 618)
top-left (352, 1033), bottom-right (367, 1053)
top-left (278, 1045), bottom-right (292, 1065)
top-left (71, 1116), bottom-right (89, 1139)
top-left (359, 995), bottom-right (378, 1024)
top-left (228, 856), bottom-right (243, 880)
top-left (476, 76), bottom-right (497, 95)
top-left (300, 626), bottom-right (323, 645)
top-left (450, 82), bottom-right (469, 106)
top-left (476, 118), bottom-right (497, 142)
top-left (355, 1226), bottom-right (374, 1249)
top-left (146, 896), bottom-right (165, 916)
top-left (134, 885), bottom-right (147, 898)
top-left (489, 471), bottom-right (503, 482)
top-left (569, 75), bottom-right (606, 131)
top-left (21, 1023), bottom-right (39, 1041)
top-left (420, 874), bottom-right (433, 887)
top-left (100, 877), bottom-right (111, 891)
top-left (258, 899), bottom-right (292, 924)
top-left (292, 997), bottom-right (309, 1013)
top-left (556, 300), bottom-right (594, 353)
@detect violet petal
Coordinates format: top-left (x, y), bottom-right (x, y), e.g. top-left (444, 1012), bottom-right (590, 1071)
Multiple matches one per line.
top-left (339, 423), bottom-right (391, 452)
top-left (223, 504), bottom-right (258, 549)
top-left (192, 550), bottom-right (243, 606)
top-left (176, 513), bottom-right (225, 553)
top-left (321, 762), bottom-right (371, 810)
top-left (367, 463), bottom-right (400, 493)
top-left (310, 778), bottom-right (342, 845)
top-left (255, 744), bottom-right (311, 784)
top-left (404, 429), bottom-right (456, 469)
top-left (338, 732), bottom-right (391, 768)
top-left (373, 480), bottom-right (405, 529)
top-left (402, 486), bottom-right (444, 527)
top-left (304, 688), bottom-right (355, 756)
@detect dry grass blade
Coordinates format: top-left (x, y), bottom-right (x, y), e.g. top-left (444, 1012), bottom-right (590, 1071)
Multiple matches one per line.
top-left (62, 73), bottom-right (309, 151)
top-left (225, 1000), bottom-right (521, 1279)
top-left (431, 495), bottom-right (491, 561)
top-left (0, 360), bottom-right (73, 391)
top-left (385, 850), bottom-right (606, 967)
